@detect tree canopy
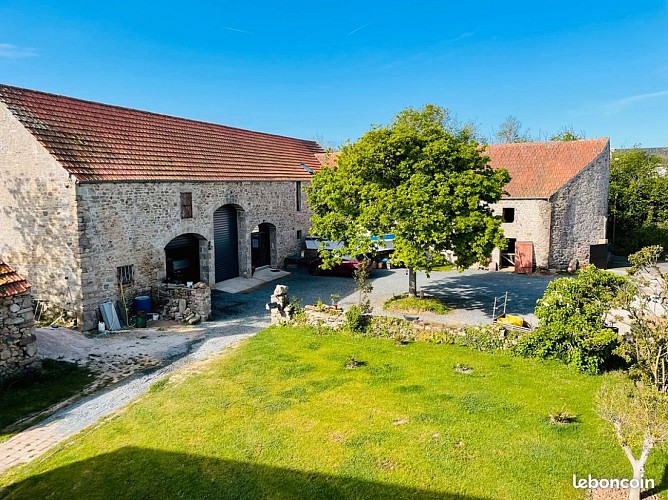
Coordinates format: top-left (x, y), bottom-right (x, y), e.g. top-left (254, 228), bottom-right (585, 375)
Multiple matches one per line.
top-left (495, 115), bottom-right (531, 143)
top-left (549, 126), bottom-right (584, 141)
top-left (609, 149), bottom-right (668, 255)
top-left (306, 104), bottom-right (510, 295)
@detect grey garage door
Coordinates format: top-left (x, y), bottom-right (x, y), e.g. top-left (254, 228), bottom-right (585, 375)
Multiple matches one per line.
top-left (214, 205), bottom-right (239, 282)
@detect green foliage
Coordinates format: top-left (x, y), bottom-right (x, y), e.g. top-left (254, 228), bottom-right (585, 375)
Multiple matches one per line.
top-left (609, 148), bottom-right (668, 255)
top-left (495, 115), bottom-right (531, 143)
top-left (0, 360), bottom-right (92, 438)
top-left (345, 305), bottom-right (370, 334)
top-left (549, 127), bottom-right (584, 141)
top-left (307, 104), bottom-right (510, 293)
top-left (365, 316), bottom-right (416, 343)
top-left (383, 294), bottom-right (452, 314)
top-left (598, 376), bottom-right (668, 458)
top-left (513, 265), bottom-right (628, 374)
top-left (352, 259), bottom-right (373, 313)
top-left (459, 324), bottom-right (516, 352)
top-left (616, 246), bottom-right (668, 392)
top-left (549, 406), bottom-right (577, 425)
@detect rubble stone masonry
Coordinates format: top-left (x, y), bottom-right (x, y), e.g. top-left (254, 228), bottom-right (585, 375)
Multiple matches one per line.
top-left (0, 103), bottom-right (82, 319)
top-left (76, 181), bottom-right (310, 329)
top-left (0, 291), bottom-right (37, 378)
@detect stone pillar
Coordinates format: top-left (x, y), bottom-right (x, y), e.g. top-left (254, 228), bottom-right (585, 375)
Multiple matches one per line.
top-left (269, 285), bottom-right (292, 325)
top-left (0, 291), bottom-right (38, 378)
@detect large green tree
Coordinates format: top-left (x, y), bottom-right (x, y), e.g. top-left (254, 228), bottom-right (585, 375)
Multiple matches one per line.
top-left (609, 149), bottom-right (668, 255)
top-left (306, 104), bottom-right (510, 296)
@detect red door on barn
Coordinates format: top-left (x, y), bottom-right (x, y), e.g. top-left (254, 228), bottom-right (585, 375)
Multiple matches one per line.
top-left (514, 241), bottom-right (534, 274)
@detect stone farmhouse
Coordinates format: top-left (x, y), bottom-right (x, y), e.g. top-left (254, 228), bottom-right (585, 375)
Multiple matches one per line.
top-left (486, 138), bottom-right (610, 271)
top-left (0, 84), bottom-right (324, 330)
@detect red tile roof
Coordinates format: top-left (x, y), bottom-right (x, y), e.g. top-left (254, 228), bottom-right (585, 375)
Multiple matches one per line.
top-left (485, 138), bottom-right (609, 198)
top-left (0, 259), bottom-right (30, 298)
top-left (0, 84), bottom-right (324, 182)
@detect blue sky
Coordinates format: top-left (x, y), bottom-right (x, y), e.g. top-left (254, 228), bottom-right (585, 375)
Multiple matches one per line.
top-left (1, 1), bottom-right (667, 148)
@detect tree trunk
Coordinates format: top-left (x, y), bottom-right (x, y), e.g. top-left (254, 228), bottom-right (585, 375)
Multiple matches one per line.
top-left (629, 462), bottom-right (643, 500)
top-left (408, 268), bottom-right (417, 297)
top-left (627, 438), bottom-right (652, 500)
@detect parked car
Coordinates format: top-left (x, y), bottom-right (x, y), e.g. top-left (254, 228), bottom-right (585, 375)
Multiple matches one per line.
top-left (308, 256), bottom-right (370, 276)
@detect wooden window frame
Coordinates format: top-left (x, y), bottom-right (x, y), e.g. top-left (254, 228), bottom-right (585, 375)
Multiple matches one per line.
top-left (117, 265), bottom-right (134, 286)
top-left (181, 192), bottom-right (193, 219)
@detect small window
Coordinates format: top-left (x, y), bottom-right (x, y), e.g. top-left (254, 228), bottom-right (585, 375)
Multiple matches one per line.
top-left (502, 207), bottom-right (515, 223)
top-left (117, 265), bottom-right (134, 285)
top-left (297, 230), bottom-right (302, 240)
top-left (296, 181), bottom-right (302, 212)
top-left (180, 192), bottom-right (193, 219)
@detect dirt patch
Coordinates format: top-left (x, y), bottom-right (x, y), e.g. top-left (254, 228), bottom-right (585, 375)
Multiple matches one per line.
top-left (36, 323), bottom-right (206, 388)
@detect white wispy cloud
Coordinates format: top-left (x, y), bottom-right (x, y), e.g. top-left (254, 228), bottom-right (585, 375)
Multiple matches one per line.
top-left (224, 26), bottom-right (253, 34)
top-left (603, 90), bottom-right (668, 113)
top-left (0, 43), bottom-right (36, 59)
top-left (347, 22), bottom-right (373, 36)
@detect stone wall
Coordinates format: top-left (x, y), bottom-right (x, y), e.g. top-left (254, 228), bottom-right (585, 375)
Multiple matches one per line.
top-left (152, 283), bottom-right (211, 322)
top-left (0, 102), bottom-right (82, 320)
top-left (76, 181), bottom-right (310, 329)
top-left (490, 199), bottom-right (552, 269)
top-left (548, 143), bottom-right (610, 269)
top-left (0, 291), bottom-right (38, 378)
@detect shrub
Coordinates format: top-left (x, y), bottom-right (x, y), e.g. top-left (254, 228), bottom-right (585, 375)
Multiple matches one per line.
top-left (366, 316), bottom-right (416, 343)
top-left (459, 324), bottom-right (511, 352)
top-left (513, 265), bottom-right (627, 374)
top-left (548, 406), bottom-right (577, 425)
top-left (345, 305), bottom-right (370, 334)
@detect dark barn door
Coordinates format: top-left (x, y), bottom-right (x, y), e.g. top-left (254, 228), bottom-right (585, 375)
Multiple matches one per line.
top-left (165, 234), bottom-right (200, 284)
top-left (214, 205), bottom-right (239, 282)
top-left (251, 224), bottom-right (272, 269)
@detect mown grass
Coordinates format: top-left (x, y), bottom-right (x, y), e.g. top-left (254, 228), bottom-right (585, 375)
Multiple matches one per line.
top-left (0, 360), bottom-right (92, 442)
top-left (383, 294), bottom-right (452, 314)
top-left (1, 326), bottom-right (666, 499)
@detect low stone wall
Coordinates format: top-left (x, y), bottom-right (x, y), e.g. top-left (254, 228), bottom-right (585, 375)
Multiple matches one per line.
top-left (152, 283), bottom-right (211, 322)
top-left (303, 305), bottom-right (346, 329)
top-left (0, 291), bottom-right (38, 378)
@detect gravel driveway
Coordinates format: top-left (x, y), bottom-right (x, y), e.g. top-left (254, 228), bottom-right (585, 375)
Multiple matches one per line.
top-left (214, 267), bottom-right (556, 327)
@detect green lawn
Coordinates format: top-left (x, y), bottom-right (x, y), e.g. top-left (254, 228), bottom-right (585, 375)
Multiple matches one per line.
top-left (0, 360), bottom-right (92, 442)
top-left (384, 294), bottom-right (452, 314)
top-left (1, 326), bottom-right (666, 499)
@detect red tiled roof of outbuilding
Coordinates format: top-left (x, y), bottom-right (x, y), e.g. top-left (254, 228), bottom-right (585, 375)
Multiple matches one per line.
top-left (0, 259), bottom-right (30, 298)
top-left (0, 84), bottom-right (324, 182)
top-left (485, 138), bottom-right (609, 198)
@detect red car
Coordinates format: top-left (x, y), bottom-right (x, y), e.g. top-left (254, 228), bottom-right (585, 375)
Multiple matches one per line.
top-left (308, 256), bottom-right (369, 276)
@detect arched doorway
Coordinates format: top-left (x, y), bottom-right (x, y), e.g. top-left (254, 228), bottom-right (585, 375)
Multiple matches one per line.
top-left (214, 205), bottom-right (240, 282)
top-left (251, 223), bottom-right (276, 270)
top-left (165, 233), bottom-right (206, 284)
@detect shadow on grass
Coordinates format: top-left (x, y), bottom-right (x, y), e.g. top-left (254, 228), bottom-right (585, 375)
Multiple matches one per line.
top-left (0, 360), bottom-right (91, 439)
top-left (1, 446), bottom-right (490, 499)
top-left (646, 462), bottom-right (668, 498)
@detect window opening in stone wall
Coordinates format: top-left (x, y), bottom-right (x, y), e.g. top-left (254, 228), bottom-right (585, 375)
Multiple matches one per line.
top-left (117, 265), bottom-right (134, 285)
top-left (296, 181), bottom-right (302, 211)
top-left (502, 207), bottom-right (515, 223)
top-left (181, 192), bottom-right (193, 219)
top-left (297, 230), bottom-right (302, 240)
